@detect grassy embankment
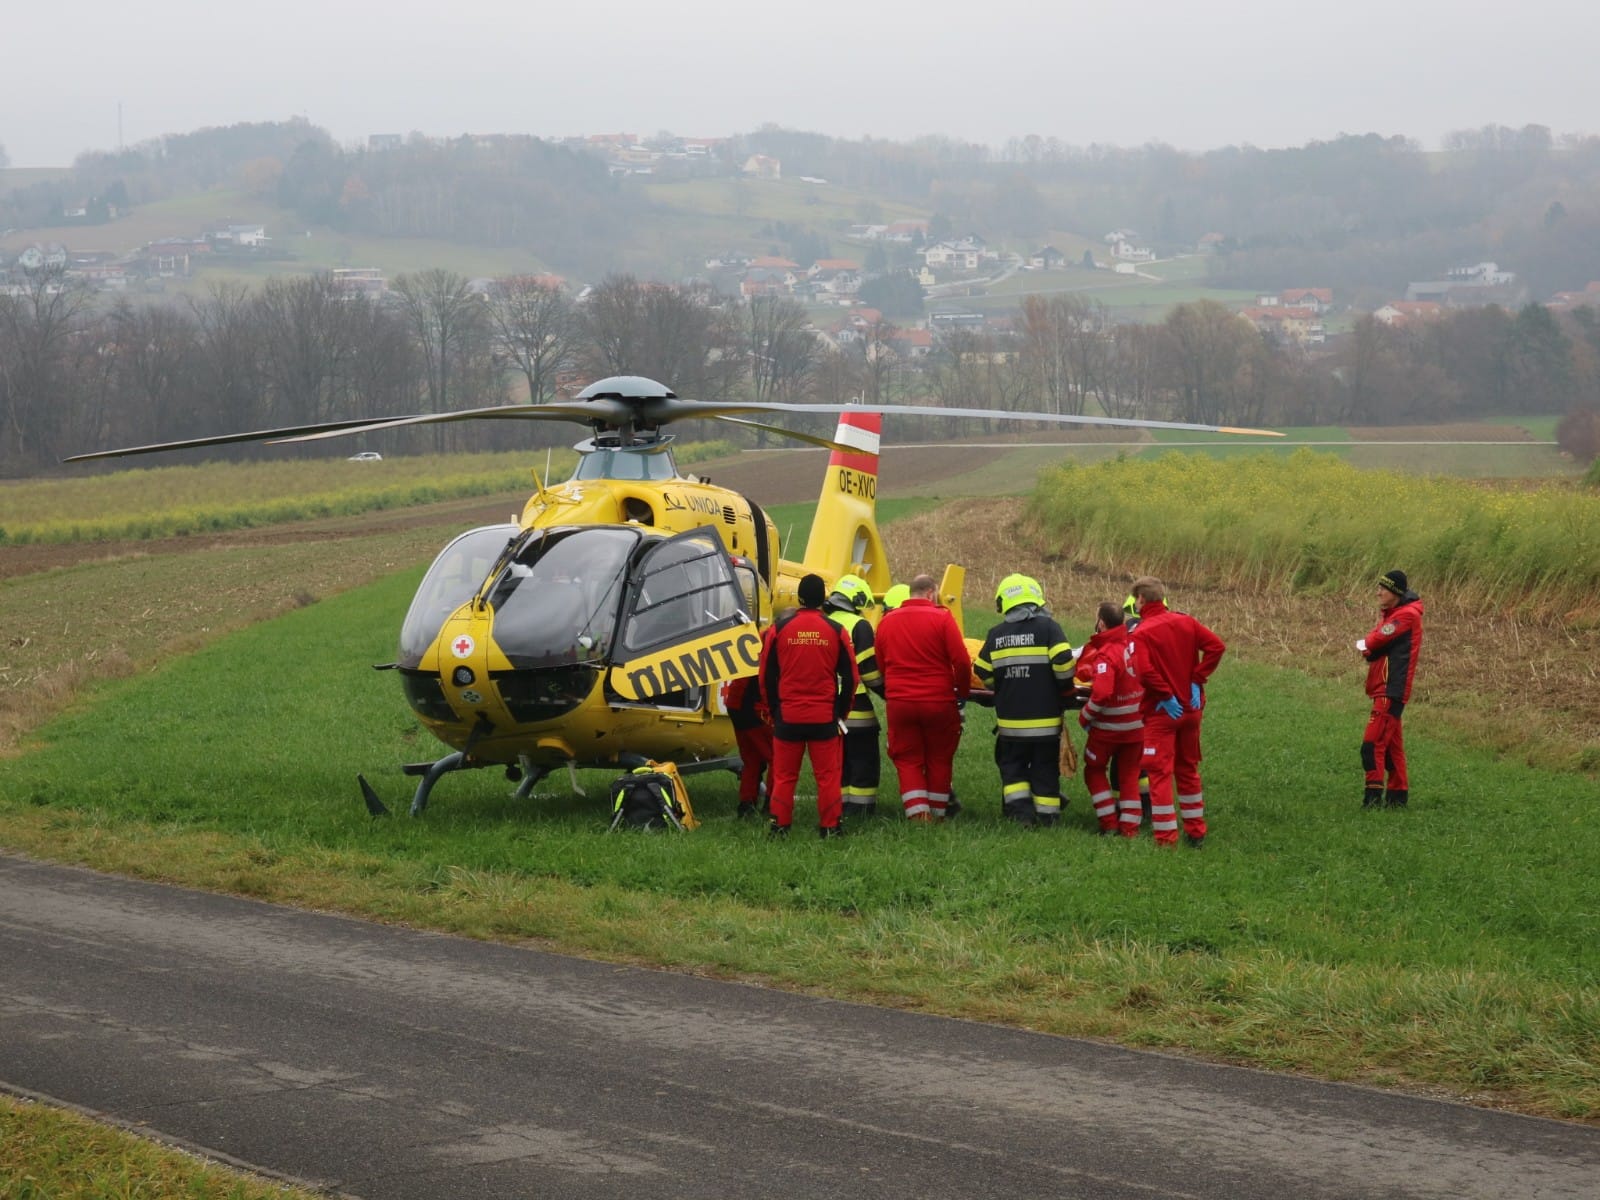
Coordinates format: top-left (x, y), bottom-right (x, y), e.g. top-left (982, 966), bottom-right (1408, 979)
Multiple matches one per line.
top-left (0, 1094), bottom-right (315, 1200)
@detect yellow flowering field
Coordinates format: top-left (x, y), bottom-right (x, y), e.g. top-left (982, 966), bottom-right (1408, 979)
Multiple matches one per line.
top-left (1030, 449), bottom-right (1600, 622)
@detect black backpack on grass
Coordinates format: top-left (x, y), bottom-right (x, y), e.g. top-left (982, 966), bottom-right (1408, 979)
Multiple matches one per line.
top-left (607, 768), bottom-right (690, 832)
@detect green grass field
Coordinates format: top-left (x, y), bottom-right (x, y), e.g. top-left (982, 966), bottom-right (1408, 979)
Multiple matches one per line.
top-left (1, 558), bottom-right (1596, 1118)
top-left (1, 1094), bottom-right (314, 1199)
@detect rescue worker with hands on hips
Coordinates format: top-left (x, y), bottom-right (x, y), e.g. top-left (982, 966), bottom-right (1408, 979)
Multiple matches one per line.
top-left (824, 574), bottom-right (886, 819)
top-left (874, 574), bottom-right (971, 822)
top-left (1127, 577), bottom-right (1226, 847)
top-left (1076, 600), bottom-right (1146, 836)
top-left (758, 574), bottom-right (859, 838)
top-left (974, 574), bottom-right (1078, 827)
top-left (1357, 570), bottom-right (1424, 808)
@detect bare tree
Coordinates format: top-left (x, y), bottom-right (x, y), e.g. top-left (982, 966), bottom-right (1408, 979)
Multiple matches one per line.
top-left (255, 274), bottom-right (363, 429)
top-left (483, 275), bottom-right (575, 404)
top-left (579, 275), bottom-right (740, 402)
top-left (189, 283), bottom-right (267, 435)
top-left (738, 295), bottom-right (821, 445)
top-left (105, 299), bottom-right (202, 447)
top-left (391, 268), bottom-right (488, 414)
top-left (0, 268), bottom-right (96, 469)
top-left (1103, 323), bottom-right (1163, 419)
top-left (1160, 300), bottom-right (1262, 426)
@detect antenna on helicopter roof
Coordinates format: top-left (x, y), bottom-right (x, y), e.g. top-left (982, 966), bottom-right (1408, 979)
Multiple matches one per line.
top-left (530, 446), bottom-right (554, 507)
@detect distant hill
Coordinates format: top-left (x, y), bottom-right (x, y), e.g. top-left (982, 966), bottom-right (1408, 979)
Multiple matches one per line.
top-left (6, 118), bottom-right (1600, 302)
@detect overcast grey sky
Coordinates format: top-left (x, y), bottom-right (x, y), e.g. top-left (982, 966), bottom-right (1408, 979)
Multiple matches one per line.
top-left (4, 1), bottom-right (1596, 166)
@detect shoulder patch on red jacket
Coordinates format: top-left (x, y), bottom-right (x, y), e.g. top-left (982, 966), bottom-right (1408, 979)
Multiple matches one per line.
top-left (1380, 622), bottom-right (1396, 635)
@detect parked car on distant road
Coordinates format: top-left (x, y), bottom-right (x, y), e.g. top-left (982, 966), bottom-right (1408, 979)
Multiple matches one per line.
top-left (348, 451), bottom-right (382, 462)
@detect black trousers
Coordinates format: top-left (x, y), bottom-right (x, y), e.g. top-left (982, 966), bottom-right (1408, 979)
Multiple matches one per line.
top-left (994, 735), bottom-right (1062, 821)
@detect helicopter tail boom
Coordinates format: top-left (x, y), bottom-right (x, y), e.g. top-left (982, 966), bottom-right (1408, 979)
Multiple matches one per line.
top-left (800, 410), bottom-right (889, 597)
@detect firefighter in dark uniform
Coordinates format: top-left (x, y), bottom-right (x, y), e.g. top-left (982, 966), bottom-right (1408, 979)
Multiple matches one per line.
top-left (824, 574), bottom-right (885, 819)
top-left (973, 574), bottom-right (1078, 826)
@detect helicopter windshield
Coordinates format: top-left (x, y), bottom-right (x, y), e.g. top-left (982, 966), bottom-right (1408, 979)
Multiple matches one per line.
top-left (570, 446), bottom-right (678, 482)
top-left (398, 524), bottom-right (518, 667)
top-left (483, 527), bottom-right (641, 668)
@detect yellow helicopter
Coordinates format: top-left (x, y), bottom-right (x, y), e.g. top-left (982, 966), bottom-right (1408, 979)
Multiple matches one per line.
top-left (67, 375), bottom-right (1278, 815)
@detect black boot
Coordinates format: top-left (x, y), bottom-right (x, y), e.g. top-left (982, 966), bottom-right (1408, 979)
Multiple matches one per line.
top-left (1362, 787), bottom-right (1384, 808)
top-left (767, 820), bottom-right (789, 839)
top-left (818, 824), bottom-right (844, 839)
top-left (1385, 789), bottom-right (1408, 808)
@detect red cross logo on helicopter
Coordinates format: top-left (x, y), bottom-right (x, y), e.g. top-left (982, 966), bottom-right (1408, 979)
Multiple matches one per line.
top-left (451, 635), bottom-right (475, 659)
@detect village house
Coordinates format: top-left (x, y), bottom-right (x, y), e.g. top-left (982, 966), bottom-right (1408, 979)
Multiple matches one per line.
top-left (207, 223), bottom-right (269, 248)
top-left (829, 307), bottom-right (886, 347)
top-left (1545, 282), bottom-right (1600, 312)
top-left (1239, 305), bottom-right (1326, 346)
top-left (1373, 301), bottom-right (1443, 327)
top-left (883, 219), bottom-right (929, 244)
top-left (1028, 246), bottom-right (1067, 270)
top-left (922, 235), bottom-right (989, 272)
top-left (1104, 229), bottom-right (1155, 262)
top-left (330, 267), bottom-right (387, 298)
top-left (742, 154), bottom-right (781, 180)
top-left (1280, 288), bottom-right (1333, 314)
top-left (808, 259), bottom-right (863, 298)
top-left (886, 328), bottom-right (934, 360)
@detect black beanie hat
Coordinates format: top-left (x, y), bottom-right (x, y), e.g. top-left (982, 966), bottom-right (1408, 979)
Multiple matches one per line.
top-left (1378, 569), bottom-right (1408, 596)
top-left (798, 573), bottom-right (827, 608)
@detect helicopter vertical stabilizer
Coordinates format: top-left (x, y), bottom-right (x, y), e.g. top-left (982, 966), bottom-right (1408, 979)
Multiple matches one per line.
top-left (801, 410), bottom-right (889, 595)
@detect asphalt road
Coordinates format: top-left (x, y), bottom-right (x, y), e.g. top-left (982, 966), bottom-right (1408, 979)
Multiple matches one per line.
top-left (2, 852), bottom-right (1596, 1199)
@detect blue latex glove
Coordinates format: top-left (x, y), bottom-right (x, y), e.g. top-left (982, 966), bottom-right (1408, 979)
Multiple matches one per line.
top-left (1190, 683), bottom-right (1202, 711)
top-left (1155, 695), bottom-right (1183, 720)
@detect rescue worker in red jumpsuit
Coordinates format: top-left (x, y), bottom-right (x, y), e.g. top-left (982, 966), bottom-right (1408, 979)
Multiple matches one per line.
top-left (1076, 601), bottom-right (1146, 836)
top-left (758, 574), bottom-right (858, 838)
top-left (973, 574), bottom-right (1077, 827)
top-left (1358, 570), bottom-right (1424, 808)
top-left (824, 574), bottom-right (885, 820)
top-left (723, 666), bottom-right (773, 820)
top-left (874, 573), bottom-right (971, 822)
top-left (1127, 577), bottom-right (1226, 847)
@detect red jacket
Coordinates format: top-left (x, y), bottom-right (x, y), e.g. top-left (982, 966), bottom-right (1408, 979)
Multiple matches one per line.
top-left (1364, 596), bottom-right (1423, 707)
top-left (875, 597), bottom-right (972, 704)
top-left (1076, 625), bottom-right (1144, 742)
top-left (759, 607), bottom-right (858, 737)
top-left (1128, 601), bottom-right (1225, 718)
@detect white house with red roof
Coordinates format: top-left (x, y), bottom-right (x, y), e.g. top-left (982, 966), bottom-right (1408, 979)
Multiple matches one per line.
top-left (1374, 301), bottom-right (1443, 327)
top-left (1280, 287), bottom-right (1333, 313)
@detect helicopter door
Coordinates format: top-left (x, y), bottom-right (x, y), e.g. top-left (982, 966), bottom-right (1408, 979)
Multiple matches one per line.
top-left (608, 527), bottom-right (763, 705)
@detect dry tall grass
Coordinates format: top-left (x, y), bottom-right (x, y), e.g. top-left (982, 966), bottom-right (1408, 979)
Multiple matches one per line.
top-left (887, 498), bottom-right (1600, 772)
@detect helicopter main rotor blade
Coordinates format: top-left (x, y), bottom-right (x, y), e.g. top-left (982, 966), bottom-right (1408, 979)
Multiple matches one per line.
top-left (267, 401), bottom-right (631, 445)
top-left (745, 402), bottom-right (1286, 439)
top-left (62, 401), bottom-right (636, 461)
top-left (61, 417), bottom-right (413, 462)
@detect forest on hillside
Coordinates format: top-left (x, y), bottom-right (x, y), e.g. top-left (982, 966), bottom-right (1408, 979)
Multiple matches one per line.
top-left (7, 118), bottom-right (1600, 297)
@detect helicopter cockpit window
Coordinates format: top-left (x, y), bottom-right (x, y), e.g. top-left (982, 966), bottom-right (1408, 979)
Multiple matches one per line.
top-left (620, 529), bottom-right (749, 657)
top-left (572, 447), bottom-right (677, 483)
top-left (398, 524), bottom-right (518, 667)
top-left (484, 526), bottom-right (641, 668)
